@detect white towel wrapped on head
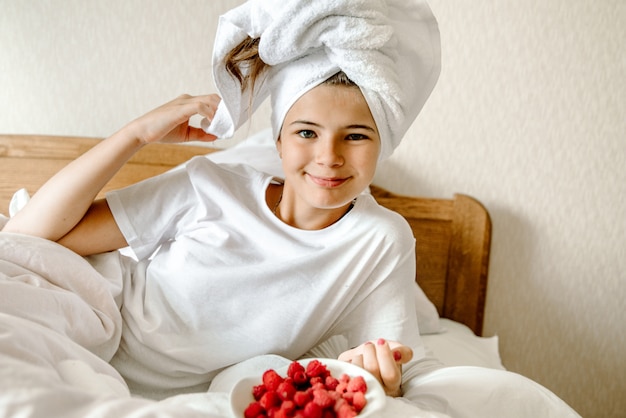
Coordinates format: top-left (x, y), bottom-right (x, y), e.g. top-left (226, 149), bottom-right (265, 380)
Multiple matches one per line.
top-left (203, 0), bottom-right (441, 160)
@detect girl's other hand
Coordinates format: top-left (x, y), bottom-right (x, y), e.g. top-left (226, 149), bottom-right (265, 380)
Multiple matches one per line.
top-left (126, 94), bottom-right (221, 145)
top-left (338, 339), bottom-right (413, 397)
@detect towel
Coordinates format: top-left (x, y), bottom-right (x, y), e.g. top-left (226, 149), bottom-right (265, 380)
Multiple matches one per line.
top-left (202, 0), bottom-right (440, 160)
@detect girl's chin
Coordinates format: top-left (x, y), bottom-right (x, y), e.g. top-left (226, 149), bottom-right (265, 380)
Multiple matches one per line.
top-left (290, 177), bottom-right (366, 206)
top-left (310, 195), bottom-right (359, 211)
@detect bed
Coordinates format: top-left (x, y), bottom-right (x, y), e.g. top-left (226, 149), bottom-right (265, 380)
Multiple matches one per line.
top-left (0, 133), bottom-right (578, 417)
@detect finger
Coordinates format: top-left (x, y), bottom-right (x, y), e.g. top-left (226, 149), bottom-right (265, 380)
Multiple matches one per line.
top-left (196, 94), bottom-right (221, 116)
top-left (375, 339), bottom-right (402, 393)
top-left (166, 96), bottom-right (221, 143)
top-left (360, 342), bottom-right (382, 383)
top-left (338, 340), bottom-right (409, 362)
top-left (351, 353), bottom-right (364, 369)
top-left (391, 345), bottom-right (414, 365)
top-left (174, 93), bottom-right (221, 106)
top-left (191, 96), bottom-right (222, 139)
top-left (169, 94), bottom-right (219, 119)
top-left (338, 350), bottom-right (353, 363)
top-left (186, 126), bottom-right (218, 143)
top-left (338, 343), bottom-right (367, 362)
top-left (381, 341), bottom-right (414, 365)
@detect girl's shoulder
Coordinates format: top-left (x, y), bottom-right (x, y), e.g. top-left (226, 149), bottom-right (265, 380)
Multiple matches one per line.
top-left (185, 156), bottom-right (271, 189)
top-left (186, 155), bottom-right (267, 177)
top-left (181, 157), bottom-right (275, 215)
top-left (353, 192), bottom-right (415, 244)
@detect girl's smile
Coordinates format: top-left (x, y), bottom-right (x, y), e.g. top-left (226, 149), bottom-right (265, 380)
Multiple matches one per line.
top-left (306, 173), bottom-right (350, 188)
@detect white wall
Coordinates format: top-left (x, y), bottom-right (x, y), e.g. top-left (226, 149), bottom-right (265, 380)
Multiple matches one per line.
top-left (0, 0), bottom-right (268, 144)
top-left (376, 2), bottom-right (625, 417)
top-left (1, 1), bottom-right (624, 417)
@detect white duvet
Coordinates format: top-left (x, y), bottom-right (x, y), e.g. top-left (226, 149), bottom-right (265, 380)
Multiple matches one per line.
top-left (0, 223), bottom-right (579, 417)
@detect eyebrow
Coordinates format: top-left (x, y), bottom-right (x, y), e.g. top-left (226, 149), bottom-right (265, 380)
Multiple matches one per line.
top-left (290, 120), bottom-right (377, 133)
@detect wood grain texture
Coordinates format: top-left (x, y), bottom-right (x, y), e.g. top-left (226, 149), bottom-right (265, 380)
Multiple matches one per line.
top-left (1, 135), bottom-right (491, 335)
top-left (0, 135), bottom-right (217, 207)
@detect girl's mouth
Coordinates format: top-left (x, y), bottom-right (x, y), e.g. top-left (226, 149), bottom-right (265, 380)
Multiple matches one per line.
top-left (307, 173), bottom-right (349, 188)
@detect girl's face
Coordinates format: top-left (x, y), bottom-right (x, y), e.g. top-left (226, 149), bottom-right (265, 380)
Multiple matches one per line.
top-left (276, 83), bottom-right (380, 229)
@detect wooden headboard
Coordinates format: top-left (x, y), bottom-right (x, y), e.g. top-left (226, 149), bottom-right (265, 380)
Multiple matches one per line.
top-left (0, 134), bottom-right (491, 335)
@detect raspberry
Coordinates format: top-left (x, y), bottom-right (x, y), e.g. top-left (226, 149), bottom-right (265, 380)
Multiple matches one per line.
top-left (292, 370), bottom-right (308, 387)
top-left (287, 361), bottom-right (306, 379)
top-left (243, 401), bottom-right (264, 418)
top-left (281, 400), bottom-right (297, 415)
top-left (305, 360), bottom-right (329, 379)
top-left (310, 380), bottom-right (325, 391)
top-left (252, 383), bottom-right (267, 401)
top-left (312, 388), bottom-right (334, 409)
top-left (324, 375), bottom-right (339, 391)
top-left (303, 401), bottom-right (323, 418)
top-left (352, 391), bottom-right (367, 413)
top-left (333, 398), bottom-right (347, 412)
top-left (294, 390), bottom-right (312, 407)
top-left (327, 390), bottom-right (341, 402)
top-left (277, 380), bottom-right (296, 401)
top-left (286, 361), bottom-right (307, 388)
top-left (336, 403), bottom-right (357, 418)
top-left (346, 376), bottom-right (367, 394)
top-left (274, 409), bottom-right (289, 418)
top-left (335, 381), bottom-right (348, 394)
top-left (266, 406), bottom-right (280, 417)
top-left (259, 390), bottom-right (281, 411)
top-left (263, 369), bottom-right (284, 392)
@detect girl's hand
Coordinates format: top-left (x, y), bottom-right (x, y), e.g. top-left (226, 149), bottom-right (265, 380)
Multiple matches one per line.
top-left (338, 339), bottom-right (413, 397)
top-left (125, 94), bottom-right (221, 145)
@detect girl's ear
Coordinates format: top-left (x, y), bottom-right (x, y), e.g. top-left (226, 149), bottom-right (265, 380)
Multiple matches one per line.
top-left (276, 136), bottom-right (282, 159)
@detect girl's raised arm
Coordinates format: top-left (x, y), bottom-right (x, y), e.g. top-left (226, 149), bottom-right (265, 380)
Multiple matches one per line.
top-left (2, 94), bottom-right (220, 255)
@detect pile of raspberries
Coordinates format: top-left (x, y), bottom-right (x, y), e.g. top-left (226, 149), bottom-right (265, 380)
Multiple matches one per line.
top-left (243, 359), bottom-right (369, 418)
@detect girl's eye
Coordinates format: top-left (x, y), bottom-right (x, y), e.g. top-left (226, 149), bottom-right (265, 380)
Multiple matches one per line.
top-left (297, 130), bottom-right (316, 139)
top-left (346, 133), bottom-right (368, 141)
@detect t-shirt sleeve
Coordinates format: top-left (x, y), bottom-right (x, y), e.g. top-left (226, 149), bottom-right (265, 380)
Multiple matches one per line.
top-left (105, 164), bottom-right (200, 260)
top-left (330, 215), bottom-right (425, 359)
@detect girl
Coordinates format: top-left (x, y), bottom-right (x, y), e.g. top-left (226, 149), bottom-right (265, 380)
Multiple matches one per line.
top-left (3, 0), bottom-right (441, 401)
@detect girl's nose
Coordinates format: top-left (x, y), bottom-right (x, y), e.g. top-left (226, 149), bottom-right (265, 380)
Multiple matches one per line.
top-left (315, 137), bottom-right (344, 167)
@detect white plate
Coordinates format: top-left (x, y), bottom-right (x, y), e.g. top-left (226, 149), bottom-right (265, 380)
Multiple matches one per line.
top-left (229, 358), bottom-right (386, 417)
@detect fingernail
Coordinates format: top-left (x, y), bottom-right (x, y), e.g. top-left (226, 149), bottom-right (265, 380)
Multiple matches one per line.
top-left (377, 338), bottom-right (386, 345)
top-left (393, 350), bottom-right (402, 361)
top-left (365, 341), bottom-right (374, 345)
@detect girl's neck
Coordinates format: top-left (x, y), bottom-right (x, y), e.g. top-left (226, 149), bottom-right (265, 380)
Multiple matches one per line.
top-left (266, 182), bottom-right (355, 230)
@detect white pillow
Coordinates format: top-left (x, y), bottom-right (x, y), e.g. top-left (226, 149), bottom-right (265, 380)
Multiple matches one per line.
top-left (414, 283), bottom-right (443, 334)
top-left (421, 318), bottom-right (505, 369)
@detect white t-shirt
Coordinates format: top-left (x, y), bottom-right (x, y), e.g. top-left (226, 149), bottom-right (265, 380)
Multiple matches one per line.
top-left (106, 156), bottom-right (422, 397)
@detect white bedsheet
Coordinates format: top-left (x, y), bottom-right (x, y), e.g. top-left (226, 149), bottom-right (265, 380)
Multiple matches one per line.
top-left (0, 223), bottom-right (579, 417)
